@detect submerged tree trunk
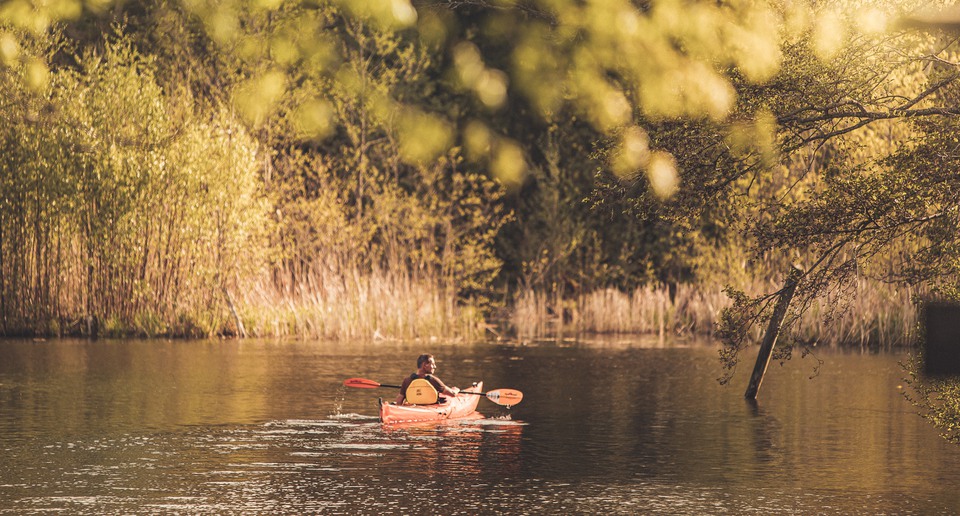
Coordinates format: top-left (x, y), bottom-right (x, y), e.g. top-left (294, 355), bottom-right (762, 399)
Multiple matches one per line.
top-left (744, 266), bottom-right (802, 401)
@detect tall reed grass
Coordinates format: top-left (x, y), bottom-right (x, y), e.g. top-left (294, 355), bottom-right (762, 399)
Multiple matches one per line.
top-left (511, 279), bottom-right (917, 348)
top-left (511, 283), bottom-right (727, 341)
top-left (236, 266), bottom-right (485, 341)
top-left (794, 280), bottom-right (917, 349)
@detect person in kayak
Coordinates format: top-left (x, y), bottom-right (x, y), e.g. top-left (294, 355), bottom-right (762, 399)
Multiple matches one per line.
top-left (394, 354), bottom-right (461, 405)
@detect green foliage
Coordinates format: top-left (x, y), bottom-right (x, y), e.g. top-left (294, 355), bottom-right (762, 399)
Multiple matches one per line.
top-left (904, 365), bottom-right (960, 444)
top-left (499, 124), bottom-right (595, 293)
top-left (0, 0), bottom-right (951, 350)
top-left (2, 0), bottom-right (821, 191)
top-left (716, 287), bottom-right (760, 384)
top-left (247, 9), bottom-right (511, 314)
top-left (0, 30), bottom-right (269, 336)
top-left (4, 3), bottom-right (517, 337)
top-left (704, 14), bottom-right (960, 378)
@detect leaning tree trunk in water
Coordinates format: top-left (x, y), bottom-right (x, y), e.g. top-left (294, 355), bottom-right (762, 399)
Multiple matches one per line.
top-left (745, 266), bottom-right (802, 401)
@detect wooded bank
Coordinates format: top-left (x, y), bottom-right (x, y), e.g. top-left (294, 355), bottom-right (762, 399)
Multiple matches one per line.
top-left (0, 1), bottom-right (951, 352)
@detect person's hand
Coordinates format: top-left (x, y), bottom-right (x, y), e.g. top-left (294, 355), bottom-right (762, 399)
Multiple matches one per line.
top-left (451, 387), bottom-right (460, 395)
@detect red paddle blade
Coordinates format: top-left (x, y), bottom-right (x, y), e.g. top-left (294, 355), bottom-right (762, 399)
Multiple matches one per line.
top-left (486, 389), bottom-right (523, 406)
top-left (344, 378), bottom-right (382, 389)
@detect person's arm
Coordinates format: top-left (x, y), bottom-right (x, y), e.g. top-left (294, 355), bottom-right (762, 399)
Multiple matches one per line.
top-left (394, 377), bottom-right (411, 404)
top-left (429, 375), bottom-right (460, 396)
top-left (443, 385), bottom-right (460, 396)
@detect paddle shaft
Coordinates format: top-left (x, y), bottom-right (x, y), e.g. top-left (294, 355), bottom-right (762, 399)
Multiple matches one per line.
top-left (372, 382), bottom-right (403, 390)
top-left (354, 381), bottom-right (491, 396)
top-left (343, 377), bottom-right (522, 406)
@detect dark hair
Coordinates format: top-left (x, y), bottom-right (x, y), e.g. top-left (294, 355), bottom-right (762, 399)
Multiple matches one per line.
top-left (417, 354), bottom-right (434, 368)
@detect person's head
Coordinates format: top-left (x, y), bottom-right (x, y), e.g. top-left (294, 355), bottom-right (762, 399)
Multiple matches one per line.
top-left (416, 354), bottom-right (436, 374)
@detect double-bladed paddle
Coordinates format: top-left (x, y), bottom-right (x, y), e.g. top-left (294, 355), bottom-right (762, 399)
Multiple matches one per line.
top-left (343, 377), bottom-right (523, 406)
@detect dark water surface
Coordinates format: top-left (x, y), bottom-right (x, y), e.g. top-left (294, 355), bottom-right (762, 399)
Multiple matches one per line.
top-left (1, 337), bottom-right (958, 514)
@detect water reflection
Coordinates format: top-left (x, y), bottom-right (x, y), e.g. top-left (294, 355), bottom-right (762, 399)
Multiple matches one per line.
top-left (745, 400), bottom-right (783, 469)
top-left (2, 338), bottom-right (960, 513)
top-left (372, 418), bottom-right (524, 480)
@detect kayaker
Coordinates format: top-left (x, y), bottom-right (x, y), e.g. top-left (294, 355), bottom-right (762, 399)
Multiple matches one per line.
top-left (394, 354), bottom-right (461, 405)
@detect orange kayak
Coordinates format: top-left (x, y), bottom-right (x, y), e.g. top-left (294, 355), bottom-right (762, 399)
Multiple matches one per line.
top-left (379, 381), bottom-right (483, 424)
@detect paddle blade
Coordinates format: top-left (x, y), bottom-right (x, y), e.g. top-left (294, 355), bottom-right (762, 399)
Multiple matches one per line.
top-left (344, 378), bottom-right (381, 389)
top-left (486, 388), bottom-right (523, 406)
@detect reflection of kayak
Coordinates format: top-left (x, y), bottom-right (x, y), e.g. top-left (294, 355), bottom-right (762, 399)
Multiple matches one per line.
top-left (379, 381), bottom-right (484, 424)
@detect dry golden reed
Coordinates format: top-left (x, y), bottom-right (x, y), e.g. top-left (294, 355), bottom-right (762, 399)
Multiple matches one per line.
top-left (236, 266), bottom-right (484, 341)
top-left (511, 279), bottom-right (916, 348)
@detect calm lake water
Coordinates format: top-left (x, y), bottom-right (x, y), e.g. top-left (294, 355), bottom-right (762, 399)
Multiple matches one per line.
top-left (1, 337), bottom-right (959, 514)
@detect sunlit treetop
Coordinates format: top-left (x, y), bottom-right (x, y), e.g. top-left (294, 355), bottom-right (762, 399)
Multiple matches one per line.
top-left (0, 0), bottom-right (933, 189)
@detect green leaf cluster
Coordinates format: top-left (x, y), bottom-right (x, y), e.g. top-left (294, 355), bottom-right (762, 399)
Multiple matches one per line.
top-left (0, 30), bottom-right (268, 336)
